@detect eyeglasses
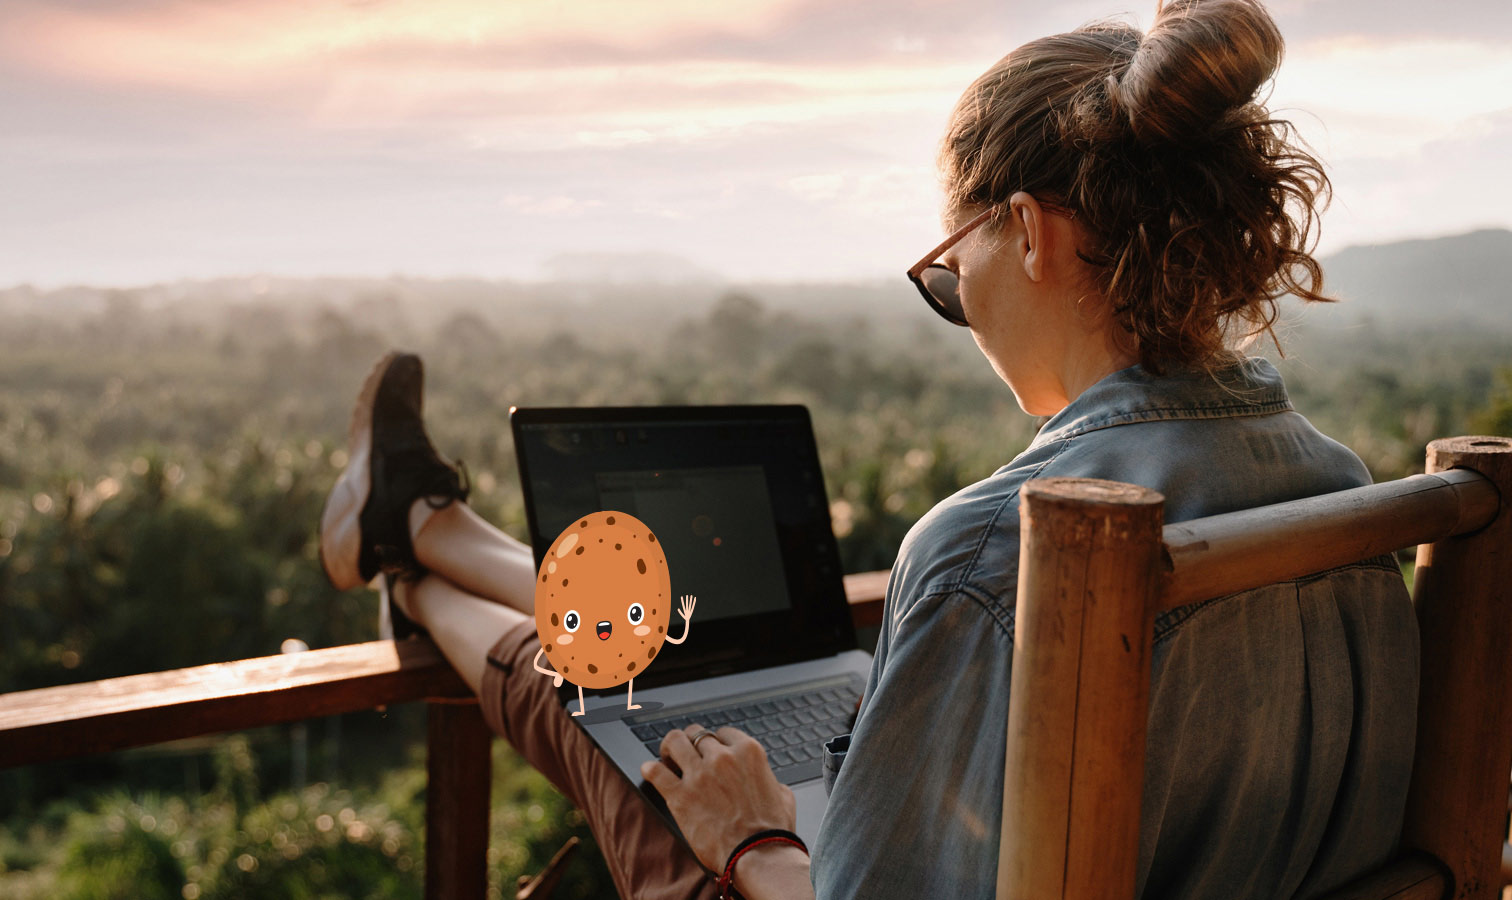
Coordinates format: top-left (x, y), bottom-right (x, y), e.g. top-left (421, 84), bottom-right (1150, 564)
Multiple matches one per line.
top-left (907, 200), bottom-right (1076, 327)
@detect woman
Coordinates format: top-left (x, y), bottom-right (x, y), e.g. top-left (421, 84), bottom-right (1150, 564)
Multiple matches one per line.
top-left (318, 0), bottom-right (1418, 897)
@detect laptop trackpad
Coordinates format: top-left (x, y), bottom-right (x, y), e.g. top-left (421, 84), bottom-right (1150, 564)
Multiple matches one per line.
top-left (793, 780), bottom-right (828, 847)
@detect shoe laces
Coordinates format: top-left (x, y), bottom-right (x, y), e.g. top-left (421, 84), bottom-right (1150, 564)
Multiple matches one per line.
top-left (421, 457), bottom-right (470, 509)
top-left (381, 459), bottom-right (468, 578)
top-left (374, 542), bottom-right (427, 583)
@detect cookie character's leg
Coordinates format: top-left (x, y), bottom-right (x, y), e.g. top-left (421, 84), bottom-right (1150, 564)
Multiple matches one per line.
top-left (626, 678), bottom-right (642, 711)
top-left (532, 646), bottom-right (564, 687)
top-left (574, 683), bottom-right (587, 717)
top-left (665, 594), bottom-right (698, 645)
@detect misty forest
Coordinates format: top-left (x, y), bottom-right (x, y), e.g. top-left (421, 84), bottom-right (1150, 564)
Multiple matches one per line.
top-left (2, 229), bottom-right (1511, 898)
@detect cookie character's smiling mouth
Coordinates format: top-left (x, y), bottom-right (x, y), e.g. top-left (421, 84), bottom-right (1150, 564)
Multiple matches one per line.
top-left (596, 620), bottom-right (613, 640)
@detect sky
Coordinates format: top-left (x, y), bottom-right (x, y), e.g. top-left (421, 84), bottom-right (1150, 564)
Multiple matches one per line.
top-left (1, 0), bottom-right (1509, 288)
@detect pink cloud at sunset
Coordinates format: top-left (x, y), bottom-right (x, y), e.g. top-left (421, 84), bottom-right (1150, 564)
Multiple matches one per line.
top-left (1, 0), bottom-right (1508, 286)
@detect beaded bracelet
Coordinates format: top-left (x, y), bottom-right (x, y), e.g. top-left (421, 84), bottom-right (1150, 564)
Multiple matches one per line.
top-left (717, 828), bottom-right (809, 900)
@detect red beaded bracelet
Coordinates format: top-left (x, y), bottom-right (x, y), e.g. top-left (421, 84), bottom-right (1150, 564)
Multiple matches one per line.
top-left (717, 828), bottom-right (809, 900)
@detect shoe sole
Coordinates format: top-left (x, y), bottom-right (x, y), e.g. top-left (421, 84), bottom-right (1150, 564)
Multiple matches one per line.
top-left (318, 350), bottom-right (398, 591)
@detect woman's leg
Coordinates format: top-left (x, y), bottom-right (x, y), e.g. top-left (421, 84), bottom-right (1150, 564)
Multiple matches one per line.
top-left (393, 574), bottom-right (719, 900)
top-left (318, 352), bottom-right (715, 897)
top-left (396, 570), bottom-right (526, 694)
top-left (319, 350), bottom-right (537, 614)
top-left (408, 500), bottom-right (537, 615)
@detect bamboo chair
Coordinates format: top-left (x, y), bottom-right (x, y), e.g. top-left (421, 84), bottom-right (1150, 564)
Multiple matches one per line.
top-left (996, 435), bottom-right (1512, 900)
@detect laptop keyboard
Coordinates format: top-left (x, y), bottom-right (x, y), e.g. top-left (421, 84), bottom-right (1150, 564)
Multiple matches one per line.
top-left (630, 678), bottom-right (863, 786)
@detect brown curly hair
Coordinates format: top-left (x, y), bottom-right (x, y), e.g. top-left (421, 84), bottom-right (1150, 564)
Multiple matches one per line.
top-left (939, 0), bottom-right (1332, 377)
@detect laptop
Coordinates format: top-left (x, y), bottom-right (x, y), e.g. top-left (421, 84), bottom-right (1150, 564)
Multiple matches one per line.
top-left (509, 403), bottom-right (873, 852)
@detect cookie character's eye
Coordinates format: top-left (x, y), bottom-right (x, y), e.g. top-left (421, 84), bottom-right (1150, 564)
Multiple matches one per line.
top-left (564, 610), bottom-right (581, 632)
top-left (627, 602), bottom-right (644, 625)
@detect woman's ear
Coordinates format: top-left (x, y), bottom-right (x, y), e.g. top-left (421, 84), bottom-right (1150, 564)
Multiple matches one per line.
top-left (1009, 191), bottom-right (1047, 282)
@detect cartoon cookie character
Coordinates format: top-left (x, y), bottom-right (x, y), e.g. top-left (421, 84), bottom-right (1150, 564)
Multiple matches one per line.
top-left (531, 510), bottom-right (696, 715)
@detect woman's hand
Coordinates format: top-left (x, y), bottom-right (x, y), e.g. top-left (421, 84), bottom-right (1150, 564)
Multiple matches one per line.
top-left (640, 724), bottom-right (797, 873)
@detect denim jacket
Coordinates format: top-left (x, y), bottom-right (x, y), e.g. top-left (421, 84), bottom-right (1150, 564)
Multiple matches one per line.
top-left (811, 356), bottom-right (1419, 899)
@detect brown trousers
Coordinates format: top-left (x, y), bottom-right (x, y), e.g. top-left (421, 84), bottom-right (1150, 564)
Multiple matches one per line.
top-left (479, 618), bottom-right (721, 900)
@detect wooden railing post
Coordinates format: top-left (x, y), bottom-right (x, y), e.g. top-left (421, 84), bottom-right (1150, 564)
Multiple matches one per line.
top-left (1401, 435), bottom-right (1512, 900)
top-left (425, 697), bottom-right (492, 900)
top-left (998, 477), bottom-right (1165, 900)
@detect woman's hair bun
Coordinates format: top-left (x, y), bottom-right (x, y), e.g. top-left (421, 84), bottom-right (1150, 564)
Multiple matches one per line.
top-left (939, 0), bottom-right (1330, 378)
top-left (1113, 0), bottom-right (1284, 145)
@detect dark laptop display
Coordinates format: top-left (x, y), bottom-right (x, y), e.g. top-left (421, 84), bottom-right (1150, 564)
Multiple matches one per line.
top-left (510, 405), bottom-right (857, 695)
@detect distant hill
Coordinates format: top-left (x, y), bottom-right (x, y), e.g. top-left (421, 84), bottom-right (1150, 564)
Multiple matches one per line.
top-left (2, 228), bottom-right (1507, 334)
top-left (1317, 228), bottom-right (1512, 327)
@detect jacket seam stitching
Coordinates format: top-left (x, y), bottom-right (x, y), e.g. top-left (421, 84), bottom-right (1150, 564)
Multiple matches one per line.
top-left (941, 583), bottom-right (1016, 640)
top-left (1031, 400), bottom-right (1293, 449)
top-left (956, 439), bottom-right (1070, 599)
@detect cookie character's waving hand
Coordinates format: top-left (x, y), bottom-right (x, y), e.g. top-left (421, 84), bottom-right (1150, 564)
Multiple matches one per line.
top-left (666, 594), bottom-right (697, 645)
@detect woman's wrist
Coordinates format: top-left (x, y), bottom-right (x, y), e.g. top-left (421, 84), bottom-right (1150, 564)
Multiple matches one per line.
top-left (731, 841), bottom-right (812, 900)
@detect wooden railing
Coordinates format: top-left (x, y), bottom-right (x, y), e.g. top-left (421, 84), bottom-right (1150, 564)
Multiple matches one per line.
top-left (0, 572), bottom-right (890, 898)
top-left (6, 434), bottom-right (1509, 899)
top-left (999, 435), bottom-right (1512, 900)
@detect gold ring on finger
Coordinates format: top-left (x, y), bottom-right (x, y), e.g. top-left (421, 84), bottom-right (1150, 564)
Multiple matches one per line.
top-left (690, 731), bottom-right (720, 752)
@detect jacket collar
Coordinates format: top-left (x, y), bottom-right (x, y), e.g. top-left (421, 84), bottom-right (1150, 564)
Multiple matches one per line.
top-left (1026, 355), bottom-right (1293, 452)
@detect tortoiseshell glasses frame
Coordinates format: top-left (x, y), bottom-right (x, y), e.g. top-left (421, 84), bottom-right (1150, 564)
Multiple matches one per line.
top-left (906, 200), bottom-right (1076, 327)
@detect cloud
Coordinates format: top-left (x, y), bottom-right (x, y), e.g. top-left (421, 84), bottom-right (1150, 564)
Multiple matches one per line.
top-left (1, 0), bottom-right (1509, 286)
top-left (1274, 37), bottom-right (1512, 138)
top-left (787, 165), bottom-right (937, 219)
top-left (500, 193), bottom-right (603, 217)
top-left (1266, 0), bottom-right (1512, 42)
top-left (0, 0), bottom-right (1005, 87)
top-left (6, 0), bottom-right (1509, 94)
top-left (1317, 107), bottom-right (1512, 252)
top-left (0, 0), bottom-right (990, 156)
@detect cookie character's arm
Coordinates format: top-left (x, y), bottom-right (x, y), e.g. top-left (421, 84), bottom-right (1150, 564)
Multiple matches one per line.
top-left (665, 594), bottom-right (697, 645)
top-left (533, 646), bottom-right (563, 687)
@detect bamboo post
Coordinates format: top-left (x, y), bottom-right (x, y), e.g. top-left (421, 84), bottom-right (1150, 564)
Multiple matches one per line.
top-left (998, 477), bottom-right (1165, 900)
top-left (1400, 435), bottom-right (1512, 900)
top-left (425, 698), bottom-right (493, 900)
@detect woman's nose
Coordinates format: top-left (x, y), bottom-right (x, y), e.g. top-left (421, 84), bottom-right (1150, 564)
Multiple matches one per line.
top-left (596, 620), bottom-right (613, 640)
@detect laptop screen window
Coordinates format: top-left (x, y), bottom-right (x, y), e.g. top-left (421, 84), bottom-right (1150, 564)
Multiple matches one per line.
top-left (596, 466), bottom-right (790, 624)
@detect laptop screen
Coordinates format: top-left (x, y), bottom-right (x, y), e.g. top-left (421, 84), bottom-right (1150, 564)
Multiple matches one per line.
top-left (595, 464), bottom-right (789, 624)
top-left (510, 404), bottom-right (856, 691)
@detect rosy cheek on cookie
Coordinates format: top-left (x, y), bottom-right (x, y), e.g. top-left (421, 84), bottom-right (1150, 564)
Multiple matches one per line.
top-left (557, 634), bottom-right (574, 645)
top-left (634, 625), bottom-right (651, 637)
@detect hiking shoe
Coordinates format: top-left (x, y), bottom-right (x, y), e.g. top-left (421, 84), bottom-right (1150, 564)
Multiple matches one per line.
top-left (318, 351), bottom-right (469, 591)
